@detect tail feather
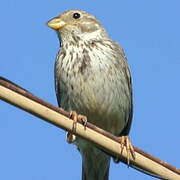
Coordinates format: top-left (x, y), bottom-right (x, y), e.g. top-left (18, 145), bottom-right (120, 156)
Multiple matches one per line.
top-left (82, 164), bottom-right (110, 180)
top-left (81, 146), bottom-right (110, 180)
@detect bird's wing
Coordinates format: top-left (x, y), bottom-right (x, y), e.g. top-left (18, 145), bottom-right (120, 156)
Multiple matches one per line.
top-left (116, 44), bottom-right (133, 136)
top-left (121, 60), bottom-right (133, 136)
top-left (54, 52), bottom-right (62, 107)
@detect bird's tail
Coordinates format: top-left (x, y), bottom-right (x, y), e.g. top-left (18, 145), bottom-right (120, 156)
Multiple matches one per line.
top-left (81, 145), bottom-right (110, 180)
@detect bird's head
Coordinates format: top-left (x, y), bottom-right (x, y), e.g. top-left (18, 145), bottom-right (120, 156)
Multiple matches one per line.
top-left (47, 10), bottom-right (109, 44)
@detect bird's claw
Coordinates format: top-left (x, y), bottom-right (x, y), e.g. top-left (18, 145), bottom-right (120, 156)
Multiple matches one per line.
top-left (66, 111), bottom-right (87, 144)
top-left (66, 131), bottom-right (76, 144)
top-left (114, 136), bottom-right (135, 166)
top-left (79, 114), bottom-right (88, 130)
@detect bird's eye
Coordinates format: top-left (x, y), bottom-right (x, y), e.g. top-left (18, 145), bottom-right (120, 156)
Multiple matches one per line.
top-left (73, 12), bottom-right (81, 19)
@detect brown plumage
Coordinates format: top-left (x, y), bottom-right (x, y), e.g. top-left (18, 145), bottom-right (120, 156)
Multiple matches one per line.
top-left (48, 9), bottom-right (133, 180)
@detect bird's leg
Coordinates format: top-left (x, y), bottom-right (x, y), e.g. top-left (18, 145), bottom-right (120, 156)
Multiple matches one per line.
top-left (115, 136), bottom-right (135, 165)
top-left (66, 111), bottom-right (87, 144)
top-left (66, 111), bottom-right (77, 144)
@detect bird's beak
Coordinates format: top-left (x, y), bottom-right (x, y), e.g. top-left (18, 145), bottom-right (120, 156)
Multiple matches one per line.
top-left (47, 17), bottom-right (66, 30)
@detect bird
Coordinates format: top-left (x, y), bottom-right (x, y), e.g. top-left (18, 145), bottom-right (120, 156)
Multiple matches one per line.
top-left (47, 9), bottom-right (134, 180)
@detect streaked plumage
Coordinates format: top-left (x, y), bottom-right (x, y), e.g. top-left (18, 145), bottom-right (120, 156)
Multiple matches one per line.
top-left (48, 10), bottom-right (133, 180)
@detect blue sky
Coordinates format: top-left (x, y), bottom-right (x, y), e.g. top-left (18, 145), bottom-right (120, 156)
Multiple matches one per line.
top-left (0, 0), bottom-right (180, 179)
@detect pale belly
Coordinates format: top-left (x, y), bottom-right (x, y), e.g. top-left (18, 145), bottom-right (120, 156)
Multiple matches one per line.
top-left (59, 70), bottom-right (130, 136)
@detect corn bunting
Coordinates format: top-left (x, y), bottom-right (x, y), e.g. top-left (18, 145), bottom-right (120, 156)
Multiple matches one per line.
top-left (48, 9), bottom-right (133, 180)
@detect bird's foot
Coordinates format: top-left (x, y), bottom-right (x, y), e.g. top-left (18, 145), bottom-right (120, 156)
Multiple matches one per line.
top-left (66, 111), bottom-right (87, 144)
top-left (114, 136), bottom-right (135, 165)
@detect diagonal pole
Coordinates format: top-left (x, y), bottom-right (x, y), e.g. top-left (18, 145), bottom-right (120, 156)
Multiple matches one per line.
top-left (0, 77), bottom-right (180, 180)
